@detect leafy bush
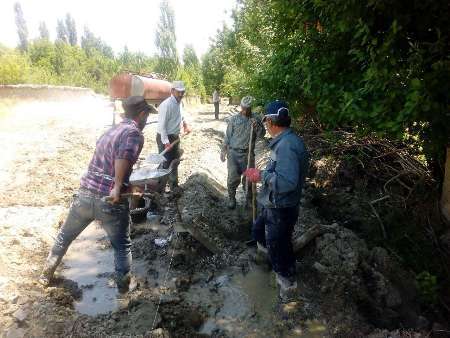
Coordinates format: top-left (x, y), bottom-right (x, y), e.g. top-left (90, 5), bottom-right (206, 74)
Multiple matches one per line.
top-left (416, 271), bottom-right (438, 305)
top-left (206, 0), bottom-right (450, 165)
top-left (0, 51), bottom-right (30, 84)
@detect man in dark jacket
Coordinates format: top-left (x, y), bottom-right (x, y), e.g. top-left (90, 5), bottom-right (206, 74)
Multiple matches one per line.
top-left (244, 100), bottom-right (310, 301)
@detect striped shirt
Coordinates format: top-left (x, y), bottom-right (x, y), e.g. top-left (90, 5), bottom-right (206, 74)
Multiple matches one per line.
top-left (80, 118), bottom-right (144, 195)
top-left (156, 95), bottom-right (184, 144)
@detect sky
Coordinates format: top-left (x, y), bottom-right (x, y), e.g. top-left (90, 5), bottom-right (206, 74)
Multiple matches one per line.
top-left (0, 0), bottom-right (236, 57)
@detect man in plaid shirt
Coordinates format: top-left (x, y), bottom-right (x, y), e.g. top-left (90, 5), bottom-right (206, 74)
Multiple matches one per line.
top-left (39, 96), bottom-right (155, 293)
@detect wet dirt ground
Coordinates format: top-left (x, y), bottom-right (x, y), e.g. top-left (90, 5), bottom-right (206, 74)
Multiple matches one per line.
top-left (1, 93), bottom-right (428, 337)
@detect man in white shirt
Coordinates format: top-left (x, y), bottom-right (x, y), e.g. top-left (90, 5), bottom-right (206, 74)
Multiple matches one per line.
top-left (156, 81), bottom-right (191, 190)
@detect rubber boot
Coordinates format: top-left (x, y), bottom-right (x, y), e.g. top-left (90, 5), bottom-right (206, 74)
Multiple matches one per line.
top-left (227, 189), bottom-right (236, 209)
top-left (255, 242), bottom-right (270, 266)
top-left (38, 253), bottom-right (63, 286)
top-left (276, 273), bottom-right (298, 302)
top-left (116, 272), bottom-right (137, 294)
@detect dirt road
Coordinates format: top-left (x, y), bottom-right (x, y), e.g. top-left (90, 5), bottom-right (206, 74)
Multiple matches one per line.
top-left (0, 95), bottom-right (308, 337)
top-left (0, 93), bottom-right (429, 337)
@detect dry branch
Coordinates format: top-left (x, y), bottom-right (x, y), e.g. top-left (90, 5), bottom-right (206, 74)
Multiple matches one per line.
top-left (293, 224), bottom-right (338, 253)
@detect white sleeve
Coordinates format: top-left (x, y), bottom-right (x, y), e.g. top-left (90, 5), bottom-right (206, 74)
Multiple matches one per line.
top-left (180, 102), bottom-right (188, 124)
top-left (158, 101), bottom-right (170, 144)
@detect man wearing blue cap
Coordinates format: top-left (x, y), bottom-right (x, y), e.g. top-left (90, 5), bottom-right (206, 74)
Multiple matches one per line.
top-left (244, 100), bottom-right (310, 301)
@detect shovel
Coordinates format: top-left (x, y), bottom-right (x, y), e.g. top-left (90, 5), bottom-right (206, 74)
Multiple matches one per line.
top-left (246, 122), bottom-right (257, 223)
top-left (145, 139), bottom-right (180, 165)
top-left (101, 192), bottom-right (143, 203)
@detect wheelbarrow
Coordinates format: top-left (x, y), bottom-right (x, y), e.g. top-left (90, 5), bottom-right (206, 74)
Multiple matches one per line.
top-left (127, 159), bottom-right (180, 223)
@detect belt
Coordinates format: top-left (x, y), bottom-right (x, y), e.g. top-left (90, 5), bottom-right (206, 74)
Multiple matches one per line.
top-left (78, 187), bottom-right (107, 199)
top-left (84, 170), bottom-right (129, 187)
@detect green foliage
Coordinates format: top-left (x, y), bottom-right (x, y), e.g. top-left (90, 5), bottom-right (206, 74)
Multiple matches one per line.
top-left (38, 22), bottom-right (50, 40)
top-left (155, 0), bottom-right (179, 80)
top-left (179, 46), bottom-right (205, 98)
top-left (0, 38), bottom-right (162, 94)
top-left (0, 50), bottom-right (29, 84)
top-left (1, 2), bottom-right (209, 97)
top-left (182, 44), bottom-right (199, 68)
top-left (177, 65), bottom-right (206, 99)
top-left (65, 13), bottom-right (77, 46)
top-left (416, 271), bottom-right (438, 305)
top-left (201, 48), bottom-right (225, 95)
top-left (81, 27), bottom-right (114, 58)
top-left (56, 19), bottom-right (67, 44)
top-left (14, 2), bottom-right (28, 51)
top-left (205, 0), bottom-right (450, 164)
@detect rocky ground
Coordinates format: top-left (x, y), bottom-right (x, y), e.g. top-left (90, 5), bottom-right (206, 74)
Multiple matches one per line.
top-left (0, 92), bottom-right (447, 337)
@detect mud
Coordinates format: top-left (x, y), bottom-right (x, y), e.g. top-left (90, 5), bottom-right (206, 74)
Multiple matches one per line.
top-left (0, 91), bottom-right (440, 337)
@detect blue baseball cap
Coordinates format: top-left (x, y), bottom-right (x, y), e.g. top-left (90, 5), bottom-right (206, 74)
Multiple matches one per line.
top-left (263, 100), bottom-right (290, 122)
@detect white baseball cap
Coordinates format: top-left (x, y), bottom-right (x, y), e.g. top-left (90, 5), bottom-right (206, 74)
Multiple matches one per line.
top-left (172, 80), bottom-right (186, 92)
top-left (240, 96), bottom-right (253, 108)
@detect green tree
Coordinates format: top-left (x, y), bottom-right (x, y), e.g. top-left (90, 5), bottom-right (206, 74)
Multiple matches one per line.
top-left (182, 44), bottom-right (199, 68)
top-left (81, 27), bottom-right (114, 58)
top-left (118, 46), bottom-right (156, 74)
top-left (201, 47), bottom-right (225, 95)
top-left (0, 48), bottom-right (30, 84)
top-left (56, 19), bottom-right (68, 44)
top-left (155, 0), bottom-right (179, 80)
top-left (65, 13), bottom-right (77, 46)
top-left (179, 45), bottom-right (205, 97)
top-left (209, 0), bottom-right (450, 164)
top-left (13, 2), bottom-right (28, 51)
top-left (38, 21), bottom-right (50, 40)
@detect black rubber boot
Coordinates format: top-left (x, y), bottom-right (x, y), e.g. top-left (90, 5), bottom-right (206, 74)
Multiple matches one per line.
top-left (227, 188), bottom-right (237, 209)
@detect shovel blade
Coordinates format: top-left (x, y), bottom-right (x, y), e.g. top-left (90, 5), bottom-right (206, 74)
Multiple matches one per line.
top-left (145, 153), bottom-right (167, 165)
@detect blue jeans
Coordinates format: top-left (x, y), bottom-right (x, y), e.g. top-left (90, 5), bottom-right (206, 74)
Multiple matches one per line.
top-left (50, 191), bottom-right (132, 276)
top-left (252, 206), bottom-right (299, 278)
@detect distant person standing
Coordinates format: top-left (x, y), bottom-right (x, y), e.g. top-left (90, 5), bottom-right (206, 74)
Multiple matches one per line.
top-left (212, 89), bottom-right (220, 120)
top-left (156, 80), bottom-right (191, 191)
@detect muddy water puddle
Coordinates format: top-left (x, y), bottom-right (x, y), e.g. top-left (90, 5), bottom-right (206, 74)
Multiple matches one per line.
top-left (62, 222), bottom-right (120, 316)
top-left (186, 265), bottom-right (280, 337)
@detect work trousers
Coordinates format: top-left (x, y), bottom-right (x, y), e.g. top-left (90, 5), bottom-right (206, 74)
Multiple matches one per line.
top-left (214, 102), bottom-right (219, 119)
top-left (227, 149), bottom-right (253, 200)
top-left (50, 190), bottom-right (132, 277)
top-left (252, 206), bottom-right (299, 278)
top-left (156, 133), bottom-right (181, 188)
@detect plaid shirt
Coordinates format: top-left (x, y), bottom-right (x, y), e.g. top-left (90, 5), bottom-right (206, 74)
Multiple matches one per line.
top-left (80, 118), bottom-right (144, 195)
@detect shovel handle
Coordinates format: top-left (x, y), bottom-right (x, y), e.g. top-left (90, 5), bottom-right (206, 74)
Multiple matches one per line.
top-left (102, 192), bottom-right (142, 203)
top-left (160, 139), bottom-right (180, 156)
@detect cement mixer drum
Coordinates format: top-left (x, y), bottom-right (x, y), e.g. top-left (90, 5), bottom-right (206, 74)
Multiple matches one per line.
top-left (109, 73), bottom-right (172, 107)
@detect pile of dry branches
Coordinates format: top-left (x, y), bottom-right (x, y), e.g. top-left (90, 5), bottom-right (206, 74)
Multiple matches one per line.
top-left (306, 130), bottom-right (435, 203)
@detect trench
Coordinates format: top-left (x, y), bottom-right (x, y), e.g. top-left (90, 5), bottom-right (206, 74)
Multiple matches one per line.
top-left (51, 112), bottom-right (299, 336)
top-left (59, 217), bottom-right (294, 337)
top-left (0, 95), bottom-right (331, 336)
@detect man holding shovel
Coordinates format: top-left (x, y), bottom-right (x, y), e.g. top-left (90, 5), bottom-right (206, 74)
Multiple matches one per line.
top-left (156, 80), bottom-right (191, 191)
top-left (244, 100), bottom-right (310, 301)
top-left (221, 96), bottom-right (265, 209)
top-left (39, 96), bottom-right (155, 292)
